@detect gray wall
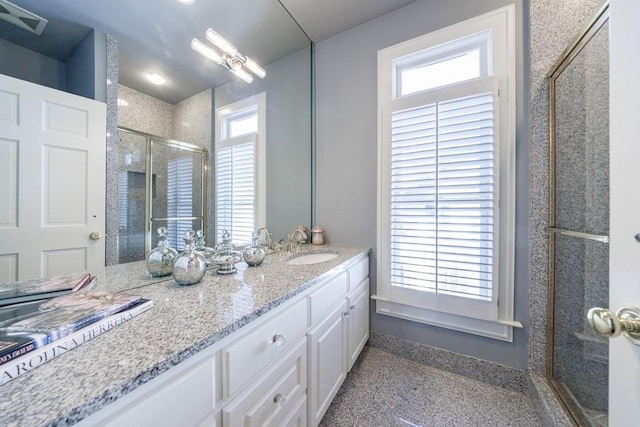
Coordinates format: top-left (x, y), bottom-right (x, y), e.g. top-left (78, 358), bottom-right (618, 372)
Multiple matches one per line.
top-left (215, 47), bottom-right (312, 242)
top-left (0, 39), bottom-right (66, 90)
top-left (66, 29), bottom-right (107, 102)
top-left (0, 32), bottom-right (106, 102)
top-left (315, 0), bottom-right (529, 368)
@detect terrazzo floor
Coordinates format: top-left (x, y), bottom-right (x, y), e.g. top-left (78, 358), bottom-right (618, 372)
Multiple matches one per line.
top-left (319, 347), bottom-right (541, 427)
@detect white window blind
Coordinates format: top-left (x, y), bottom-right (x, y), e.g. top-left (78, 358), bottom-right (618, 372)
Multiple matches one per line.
top-left (216, 141), bottom-right (256, 245)
top-left (390, 92), bottom-right (495, 302)
top-left (167, 156), bottom-right (194, 249)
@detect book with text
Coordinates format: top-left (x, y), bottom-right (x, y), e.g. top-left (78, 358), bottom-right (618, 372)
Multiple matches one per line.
top-left (0, 273), bottom-right (94, 307)
top-left (0, 298), bottom-right (153, 386)
top-left (0, 291), bottom-right (143, 366)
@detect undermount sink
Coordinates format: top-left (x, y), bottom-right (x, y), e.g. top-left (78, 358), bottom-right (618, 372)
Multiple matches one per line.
top-left (286, 252), bottom-right (339, 265)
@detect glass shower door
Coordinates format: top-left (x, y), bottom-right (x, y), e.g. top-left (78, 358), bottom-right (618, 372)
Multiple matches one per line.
top-left (117, 128), bottom-right (208, 263)
top-left (149, 138), bottom-right (207, 252)
top-left (547, 5), bottom-right (609, 426)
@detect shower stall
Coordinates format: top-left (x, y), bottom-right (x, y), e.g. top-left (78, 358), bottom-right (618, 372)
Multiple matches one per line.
top-left (547, 3), bottom-right (609, 426)
top-left (116, 128), bottom-right (208, 264)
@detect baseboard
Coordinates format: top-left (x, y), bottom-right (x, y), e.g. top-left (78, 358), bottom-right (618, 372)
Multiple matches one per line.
top-left (368, 331), bottom-right (528, 393)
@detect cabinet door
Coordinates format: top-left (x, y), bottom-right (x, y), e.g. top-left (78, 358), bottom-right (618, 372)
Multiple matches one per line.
top-left (307, 303), bottom-right (347, 427)
top-left (347, 279), bottom-right (369, 371)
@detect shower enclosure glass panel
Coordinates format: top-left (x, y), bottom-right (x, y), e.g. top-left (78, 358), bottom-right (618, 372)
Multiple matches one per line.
top-left (149, 139), bottom-right (206, 252)
top-left (116, 128), bottom-right (208, 263)
top-left (548, 4), bottom-right (609, 426)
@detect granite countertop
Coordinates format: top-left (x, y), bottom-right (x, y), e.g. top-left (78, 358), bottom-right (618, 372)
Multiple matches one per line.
top-left (0, 244), bottom-right (369, 427)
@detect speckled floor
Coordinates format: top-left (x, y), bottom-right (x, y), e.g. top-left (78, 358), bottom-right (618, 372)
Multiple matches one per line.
top-left (319, 347), bottom-right (541, 427)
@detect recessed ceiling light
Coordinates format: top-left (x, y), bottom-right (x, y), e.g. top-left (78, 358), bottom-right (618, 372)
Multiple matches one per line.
top-left (145, 73), bottom-right (166, 85)
top-left (176, 0), bottom-right (195, 4)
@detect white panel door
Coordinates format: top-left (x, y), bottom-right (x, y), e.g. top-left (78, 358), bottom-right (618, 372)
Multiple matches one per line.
top-left (609, 0), bottom-right (640, 424)
top-left (0, 74), bottom-right (106, 281)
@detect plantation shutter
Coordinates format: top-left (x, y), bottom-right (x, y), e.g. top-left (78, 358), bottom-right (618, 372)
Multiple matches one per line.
top-left (216, 140), bottom-right (256, 245)
top-left (389, 91), bottom-right (497, 302)
top-left (167, 157), bottom-right (194, 249)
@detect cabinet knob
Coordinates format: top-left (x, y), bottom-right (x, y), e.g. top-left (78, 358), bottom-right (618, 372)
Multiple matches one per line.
top-left (274, 393), bottom-right (286, 406)
top-left (343, 311), bottom-right (350, 318)
top-left (349, 304), bottom-right (356, 311)
top-left (271, 333), bottom-right (287, 346)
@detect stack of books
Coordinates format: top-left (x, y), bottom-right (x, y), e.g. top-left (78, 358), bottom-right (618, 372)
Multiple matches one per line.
top-left (0, 272), bottom-right (94, 307)
top-left (0, 290), bottom-right (153, 386)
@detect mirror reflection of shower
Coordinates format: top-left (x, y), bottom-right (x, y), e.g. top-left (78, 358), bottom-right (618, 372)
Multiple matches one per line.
top-left (117, 128), bottom-right (207, 264)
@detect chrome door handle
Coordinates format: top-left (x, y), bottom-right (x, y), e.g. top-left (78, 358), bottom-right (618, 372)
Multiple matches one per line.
top-left (587, 306), bottom-right (640, 345)
top-left (89, 232), bottom-right (102, 240)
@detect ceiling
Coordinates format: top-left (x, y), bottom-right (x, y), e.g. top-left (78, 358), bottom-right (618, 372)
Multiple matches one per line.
top-left (280, 0), bottom-right (416, 42)
top-left (0, 0), bottom-right (416, 103)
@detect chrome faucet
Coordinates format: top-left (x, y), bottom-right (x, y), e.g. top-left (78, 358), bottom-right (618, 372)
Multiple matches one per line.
top-left (257, 227), bottom-right (274, 251)
top-left (287, 229), bottom-right (307, 254)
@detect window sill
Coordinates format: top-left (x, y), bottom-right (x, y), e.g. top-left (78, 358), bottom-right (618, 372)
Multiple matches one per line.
top-left (371, 295), bottom-right (523, 342)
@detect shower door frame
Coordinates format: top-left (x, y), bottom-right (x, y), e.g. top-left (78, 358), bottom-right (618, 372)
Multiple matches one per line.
top-left (118, 127), bottom-right (208, 257)
top-left (546, 2), bottom-right (610, 425)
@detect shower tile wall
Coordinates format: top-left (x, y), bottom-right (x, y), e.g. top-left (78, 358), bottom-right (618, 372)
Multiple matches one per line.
top-left (105, 34), bottom-right (119, 266)
top-left (118, 84), bottom-right (175, 139)
top-left (108, 84), bottom-right (213, 264)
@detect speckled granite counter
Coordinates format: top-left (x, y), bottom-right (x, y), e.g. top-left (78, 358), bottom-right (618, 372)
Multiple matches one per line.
top-left (0, 245), bottom-right (369, 427)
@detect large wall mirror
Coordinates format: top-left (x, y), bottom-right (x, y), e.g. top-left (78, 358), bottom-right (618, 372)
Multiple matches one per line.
top-left (0, 0), bottom-right (312, 277)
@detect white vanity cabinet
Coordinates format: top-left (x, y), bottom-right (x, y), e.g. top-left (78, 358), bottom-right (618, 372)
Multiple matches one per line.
top-left (77, 252), bottom-right (369, 427)
top-left (346, 257), bottom-right (369, 371)
top-left (307, 257), bottom-right (370, 427)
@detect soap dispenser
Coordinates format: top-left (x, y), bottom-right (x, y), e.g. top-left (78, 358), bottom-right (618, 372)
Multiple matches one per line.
top-left (172, 230), bottom-right (207, 285)
top-left (146, 227), bottom-right (178, 277)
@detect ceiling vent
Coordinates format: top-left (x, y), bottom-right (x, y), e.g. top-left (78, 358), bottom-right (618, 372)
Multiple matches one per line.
top-left (0, 0), bottom-right (48, 35)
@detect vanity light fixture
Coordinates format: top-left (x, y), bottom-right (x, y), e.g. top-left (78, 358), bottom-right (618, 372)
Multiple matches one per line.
top-left (145, 73), bottom-right (166, 85)
top-left (191, 28), bottom-right (266, 84)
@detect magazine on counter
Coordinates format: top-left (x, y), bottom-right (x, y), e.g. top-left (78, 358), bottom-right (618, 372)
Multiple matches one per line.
top-left (0, 291), bottom-right (143, 367)
top-left (0, 297), bottom-right (153, 386)
top-left (0, 272), bottom-right (94, 307)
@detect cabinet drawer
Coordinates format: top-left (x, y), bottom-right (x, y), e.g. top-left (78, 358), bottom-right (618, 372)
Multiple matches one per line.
top-left (223, 297), bottom-right (307, 397)
top-left (348, 257), bottom-right (369, 292)
top-left (223, 339), bottom-right (307, 427)
top-left (308, 272), bottom-right (347, 326)
top-left (282, 395), bottom-right (307, 427)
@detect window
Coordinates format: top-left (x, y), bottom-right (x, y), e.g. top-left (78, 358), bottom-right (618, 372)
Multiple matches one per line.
top-left (215, 93), bottom-right (266, 246)
top-left (374, 5), bottom-right (520, 341)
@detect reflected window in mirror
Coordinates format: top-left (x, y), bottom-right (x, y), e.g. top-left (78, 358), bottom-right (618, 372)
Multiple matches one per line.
top-left (215, 92), bottom-right (266, 246)
top-left (166, 156), bottom-right (195, 249)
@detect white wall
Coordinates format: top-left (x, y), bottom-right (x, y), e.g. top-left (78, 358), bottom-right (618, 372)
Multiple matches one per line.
top-left (315, 0), bottom-right (529, 368)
